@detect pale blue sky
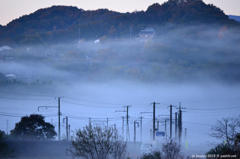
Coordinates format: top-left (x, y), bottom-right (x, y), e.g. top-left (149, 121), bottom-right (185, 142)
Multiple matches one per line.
top-left (0, 0), bottom-right (239, 26)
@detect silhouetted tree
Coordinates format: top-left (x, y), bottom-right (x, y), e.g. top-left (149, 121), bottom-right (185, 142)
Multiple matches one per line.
top-left (209, 116), bottom-right (240, 145)
top-left (10, 114), bottom-right (57, 140)
top-left (67, 123), bottom-right (127, 159)
top-left (0, 130), bottom-right (14, 158)
top-left (161, 138), bottom-right (182, 159)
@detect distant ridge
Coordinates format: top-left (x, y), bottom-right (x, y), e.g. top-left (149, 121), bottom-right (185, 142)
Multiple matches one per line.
top-left (228, 15), bottom-right (240, 22)
top-left (0, 0), bottom-right (239, 45)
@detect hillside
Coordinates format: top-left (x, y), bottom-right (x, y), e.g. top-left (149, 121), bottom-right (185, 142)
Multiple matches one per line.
top-left (0, 0), bottom-right (239, 45)
top-left (229, 15), bottom-right (240, 22)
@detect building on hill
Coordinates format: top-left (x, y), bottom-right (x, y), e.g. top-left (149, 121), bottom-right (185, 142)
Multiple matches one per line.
top-left (139, 28), bottom-right (155, 41)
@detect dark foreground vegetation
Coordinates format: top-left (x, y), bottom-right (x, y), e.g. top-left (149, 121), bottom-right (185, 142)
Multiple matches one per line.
top-left (0, 114), bottom-right (239, 158)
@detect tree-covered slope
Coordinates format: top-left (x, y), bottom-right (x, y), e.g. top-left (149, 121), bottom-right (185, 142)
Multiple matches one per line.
top-left (0, 0), bottom-right (239, 45)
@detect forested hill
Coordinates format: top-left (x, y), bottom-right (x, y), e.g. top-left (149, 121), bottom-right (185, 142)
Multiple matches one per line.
top-left (0, 0), bottom-right (239, 45)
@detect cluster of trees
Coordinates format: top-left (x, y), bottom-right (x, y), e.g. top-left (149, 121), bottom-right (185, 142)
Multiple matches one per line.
top-left (140, 138), bottom-right (182, 159)
top-left (1, 114), bottom-right (239, 158)
top-left (0, 114), bottom-right (57, 158)
top-left (0, 0), bottom-right (239, 45)
top-left (49, 36), bottom-right (240, 82)
top-left (206, 116), bottom-right (240, 158)
top-left (67, 123), bottom-right (127, 159)
top-left (10, 114), bottom-right (57, 140)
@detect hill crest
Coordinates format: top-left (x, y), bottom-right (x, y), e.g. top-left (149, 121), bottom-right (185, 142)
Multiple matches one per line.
top-left (0, 0), bottom-right (239, 45)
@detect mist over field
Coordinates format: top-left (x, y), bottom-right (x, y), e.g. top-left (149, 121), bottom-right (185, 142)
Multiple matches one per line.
top-left (1, 25), bottom-right (240, 84)
top-left (1, 23), bottom-right (240, 157)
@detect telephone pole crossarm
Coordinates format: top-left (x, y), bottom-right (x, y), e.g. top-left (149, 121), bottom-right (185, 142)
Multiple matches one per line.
top-left (38, 106), bottom-right (58, 112)
top-left (115, 110), bottom-right (126, 113)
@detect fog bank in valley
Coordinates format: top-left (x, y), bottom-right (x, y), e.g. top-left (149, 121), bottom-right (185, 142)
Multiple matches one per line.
top-left (0, 25), bottom-right (240, 157)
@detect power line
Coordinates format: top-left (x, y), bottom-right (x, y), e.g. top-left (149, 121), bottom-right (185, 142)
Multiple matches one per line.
top-left (183, 121), bottom-right (212, 126)
top-left (182, 111), bottom-right (240, 117)
top-left (0, 90), bottom-right (149, 107)
top-left (63, 113), bottom-right (122, 120)
top-left (65, 96), bottom-right (149, 107)
top-left (0, 96), bottom-right (54, 100)
top-left (64, 96), bottom-right (124, 105)
top-left (181, 97), bottom-right (240, 103)
top-left (187, 106), bottom-right (240, 111)
top-left (61, 100), bottom-right (122, 108)
top-left (62, 100), bottom-right (148, 108)
top-left (0, 112), bottom-right (57, 117)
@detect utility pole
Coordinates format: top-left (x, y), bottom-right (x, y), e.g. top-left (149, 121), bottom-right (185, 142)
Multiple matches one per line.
top-left (179, 107), bottom-right (182, 143)
top-left (115, 110), bottom-right (126, 139)
top-left (89, 118), bottom-right (91, 125)
top-left (167, 105), bottom-right (177, 139)
top-left (185, 128), bottom-right (187, 141)
top-left (68, 124), bottom-right (70, 140)
top-left (177, 102), bottom-right (186, 143)
top-left (134, 121), bottom-right (139, 143)
top-left (170, 105), bottom-right (172, 139)
top-left (141, 102), bottom-right (159, 141)
top-left (179, 102), bottom-right (183, 143)
top-left (122, 116), bottom-right (124, 140)
top-left (57, 97), bottom-right (63, 141)
top-left (140, 116), bottom-right (142, 142)
top-left (66, 116), bottom-right (68, 141)
top-left (124, 105), bottom-right (131, 141)
top-left (152, 102), bottom-right (160, 140)
top-left (165, 118), bottom-right (167, 133)
top-left (153, 102), bottom-right (155, 140)
top-left (150, 129), bottom-right (152, 139)
top-left (175, 112), bottom-right (178, 139)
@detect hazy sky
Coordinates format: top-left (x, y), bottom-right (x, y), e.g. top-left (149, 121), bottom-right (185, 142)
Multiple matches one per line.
top-left (0, 0), bottom-right (239, 26)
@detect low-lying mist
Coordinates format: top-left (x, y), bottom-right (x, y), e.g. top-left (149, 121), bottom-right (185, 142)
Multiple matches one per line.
top-left (0, 25), bottom-right (240, 156)
top-left (1, 25), bottom-right (240, 85)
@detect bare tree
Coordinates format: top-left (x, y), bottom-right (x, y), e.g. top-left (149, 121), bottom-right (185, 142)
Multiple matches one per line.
top-left (209, 116), bottom-right (240, 145)
top-left (140, 151), bottom-right (162, 159)
top-left (161, 138), bottom-right (182, 159)
top-left (67, 123), bottom-right (127, 159)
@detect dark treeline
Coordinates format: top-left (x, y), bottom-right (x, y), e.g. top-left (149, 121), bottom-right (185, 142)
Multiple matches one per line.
top-left (0, 0), bottom-right (240, 45)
